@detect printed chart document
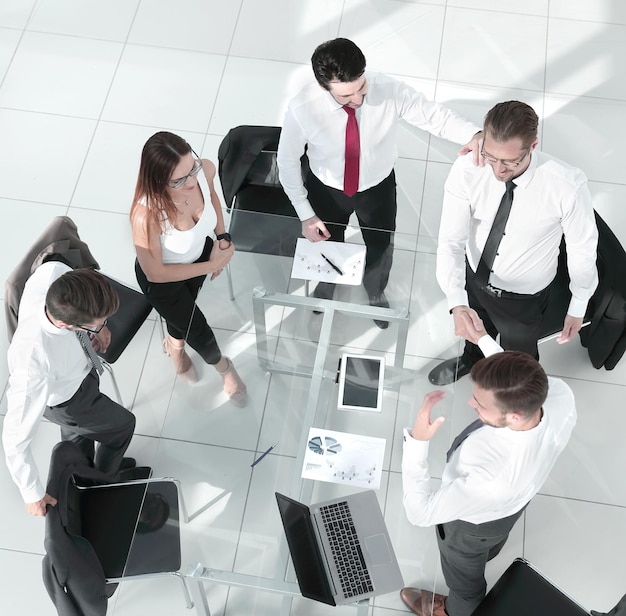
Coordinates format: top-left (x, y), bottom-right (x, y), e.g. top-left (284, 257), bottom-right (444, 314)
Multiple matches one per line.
top-left (291, 238), bottom-right (366, 285)
top-left (302, 427), bottom-right (385, 489)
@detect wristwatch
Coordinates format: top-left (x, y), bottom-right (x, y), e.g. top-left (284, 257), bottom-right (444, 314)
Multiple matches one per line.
top-left (216, 232), bottom-right (232, 244)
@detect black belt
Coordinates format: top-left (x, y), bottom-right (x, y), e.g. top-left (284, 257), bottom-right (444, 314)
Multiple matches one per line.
top-left (480, 282), bottom-right (547, 300)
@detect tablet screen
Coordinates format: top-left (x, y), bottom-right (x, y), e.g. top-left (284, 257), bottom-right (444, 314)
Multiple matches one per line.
top-left (338, 354), bottom-right (385, 412)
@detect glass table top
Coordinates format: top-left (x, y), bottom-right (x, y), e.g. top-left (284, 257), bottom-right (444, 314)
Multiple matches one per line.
top-left (105, 210), bottom-right (467, 615)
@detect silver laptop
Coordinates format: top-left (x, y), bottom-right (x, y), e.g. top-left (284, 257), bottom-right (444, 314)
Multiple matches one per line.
top-left (275, 489), bottom-right (404, 606)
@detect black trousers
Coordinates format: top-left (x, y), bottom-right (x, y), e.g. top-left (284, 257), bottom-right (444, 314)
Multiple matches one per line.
top-left (305, 170), bottom-right (397, 297)
top-left (436, 506), bottom-right (526, 616)
top-left (462, 263), bottom-right (552, 365)
top-left (43, 370), bottom-right (135, 476)
top-left (135, 238), bottom-right (222, 365)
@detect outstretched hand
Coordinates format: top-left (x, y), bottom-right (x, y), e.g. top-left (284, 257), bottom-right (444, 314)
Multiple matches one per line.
top-left (410, 391), bottom-right (446, 441)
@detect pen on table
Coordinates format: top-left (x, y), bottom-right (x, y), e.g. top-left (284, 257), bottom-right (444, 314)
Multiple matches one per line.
top-left (320, 253), bottom-right (344, 276)
top-left (251, 442), bottom-right (278, 468)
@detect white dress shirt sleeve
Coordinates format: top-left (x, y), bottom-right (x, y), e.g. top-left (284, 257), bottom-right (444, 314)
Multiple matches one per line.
top-left (436, 156), bottom-right (472, 309)
top-left (396, 83), bottom-right (480, 145)
top-left (561, 183), bottom-right (599, 317)
top-left (3, 367), bottom-right (51, 503)
top-left (277, 104), bottom-right (315, 221)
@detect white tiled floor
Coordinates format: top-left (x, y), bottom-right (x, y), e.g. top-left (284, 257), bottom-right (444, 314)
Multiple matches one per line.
top-left (1, 1), bottom-right (625, 615)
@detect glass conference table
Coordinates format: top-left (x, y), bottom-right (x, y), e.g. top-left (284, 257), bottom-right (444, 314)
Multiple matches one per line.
top-left (103, 211), bottom-right (466, 616)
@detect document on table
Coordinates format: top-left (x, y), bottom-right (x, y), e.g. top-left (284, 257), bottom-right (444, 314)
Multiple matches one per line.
top-left (291, 238), bottom-right (366, 285)
top-left (301, 427), bottom-right (385, 489)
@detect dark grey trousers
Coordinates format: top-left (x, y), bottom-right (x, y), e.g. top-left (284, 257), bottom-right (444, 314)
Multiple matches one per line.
top-left (43, 370), bottom-right (135, 476)
top-left (436, 506), bottom-right (526, 616)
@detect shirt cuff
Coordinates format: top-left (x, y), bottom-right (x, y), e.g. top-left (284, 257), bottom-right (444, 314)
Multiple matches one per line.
top-left (402, 427), bottom-right (430, 458)
top-left (447, 291), bottom-right (469, 312)
top-left (293, 200), bottom-right (316, 222)
top-left (477, 335), bottom-right (503, 357)
top-left (567, 296), bottom-right (588, 319)
top-left (21, 482), bottom-right (45, 505)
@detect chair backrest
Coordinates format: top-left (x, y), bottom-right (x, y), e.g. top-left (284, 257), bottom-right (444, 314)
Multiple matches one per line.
top-left (218, 125), bottom-right (306, 258)
top-left (4, 214), bottom-right (152, 364)
top-left (71, 477), bottom-right (182, 578)
top-left (97, 275), bottom-right (153, 364)
top-left (473, 558), bottom-right (590, 615)
top-left (4, 216), bottom-right (99, 342)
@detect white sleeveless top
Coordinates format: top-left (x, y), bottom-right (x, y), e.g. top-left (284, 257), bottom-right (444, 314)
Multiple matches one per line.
top-left (159, 168), bottom-right (217, 264)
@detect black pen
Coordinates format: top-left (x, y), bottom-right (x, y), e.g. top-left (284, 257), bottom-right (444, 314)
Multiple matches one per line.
top-left (320, 253), bottom-right (344, 276)
top-left (251, 442), bottom-right (278, 468)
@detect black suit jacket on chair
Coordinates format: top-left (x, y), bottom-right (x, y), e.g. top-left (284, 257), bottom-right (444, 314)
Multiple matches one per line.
top-left (218, 125), bottom-right (283, 208)
top-left (579, 212), bottom-right (626, 369)
top-left (42, 442), bottom-right (117, 616)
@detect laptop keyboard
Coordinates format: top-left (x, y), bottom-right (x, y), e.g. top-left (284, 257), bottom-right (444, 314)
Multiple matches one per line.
top-left (319, 501), bottom-right (374, 599)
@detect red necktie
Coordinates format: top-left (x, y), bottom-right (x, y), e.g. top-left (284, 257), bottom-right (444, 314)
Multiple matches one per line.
top-left (343, 105), bottom-right (360, 196)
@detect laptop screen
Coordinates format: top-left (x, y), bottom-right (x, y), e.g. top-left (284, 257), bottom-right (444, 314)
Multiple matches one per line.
top-left (275, 492), bottom-right (335, 605)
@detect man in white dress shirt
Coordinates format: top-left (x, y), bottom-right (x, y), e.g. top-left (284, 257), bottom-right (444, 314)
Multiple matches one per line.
top-left (277, 37), bottom-right (482, 328)
top-left (3, 262), bottom-right (136, 516)
top-left (429, 100), bottom-right (598, 385)
top-left (401, 314), bottom-right (576, 616)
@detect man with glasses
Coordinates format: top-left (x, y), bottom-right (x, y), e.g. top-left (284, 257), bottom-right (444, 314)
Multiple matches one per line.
top-left (429, 100), bottom-right (598, 386)
top-left (3, 262), bottom-right (136, 516)
top-left (277, 38), bottom-right (482, 328)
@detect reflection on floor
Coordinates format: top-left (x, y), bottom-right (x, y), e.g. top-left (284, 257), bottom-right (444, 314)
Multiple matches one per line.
top-left (1, 1), bottom-right (625, 614)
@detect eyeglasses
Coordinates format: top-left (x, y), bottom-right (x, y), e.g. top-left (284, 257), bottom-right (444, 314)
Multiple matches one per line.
top-left (480, 146), bottom-right (530, 169)
top-left (167, 154), bottom-right (202, 189)
top-left (75, 319), bottom-right (107, 335)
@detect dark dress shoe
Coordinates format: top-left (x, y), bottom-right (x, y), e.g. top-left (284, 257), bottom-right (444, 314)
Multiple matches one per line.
top-left (369, 292), bottom-right (389, 329)
top-left (428, 356), bottom-right (472, 385)
top-left (312, 282), bottom-right (336, 314)
top-left (400, 587), bottom-right (448, 616)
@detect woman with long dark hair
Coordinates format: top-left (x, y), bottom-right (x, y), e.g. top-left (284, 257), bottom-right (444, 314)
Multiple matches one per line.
top-left (130, 131), bottom-right (247, 406)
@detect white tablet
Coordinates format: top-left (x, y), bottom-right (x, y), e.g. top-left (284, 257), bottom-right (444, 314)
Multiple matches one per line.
top-left (337, 354), bottom-right (385, 413)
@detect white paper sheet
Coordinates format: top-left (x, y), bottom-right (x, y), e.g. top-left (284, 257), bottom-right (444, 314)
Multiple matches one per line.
top-left (291, 238), bottom-right (366, 285)
top-left (301, 427), bottom-right (385, 489)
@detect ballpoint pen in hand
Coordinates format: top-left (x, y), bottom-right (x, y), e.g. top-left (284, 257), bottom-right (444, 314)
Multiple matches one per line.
top-left (320, 253), bottom-right (344, 276)
top-left (251, 442), bottom-right (278, 467)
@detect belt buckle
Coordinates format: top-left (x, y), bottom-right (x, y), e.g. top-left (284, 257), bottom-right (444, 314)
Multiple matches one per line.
top-left (485, 283), bottom-right (503, 298)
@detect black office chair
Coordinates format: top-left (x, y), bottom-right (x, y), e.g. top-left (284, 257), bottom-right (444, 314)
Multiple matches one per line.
top-left (4, 216), bottom-right (153, 406)
top-left (43, 441), bottom-right (192, 614)
top-left (217, 125), bottom-right (307, 300)
top-left (95, 274), bottom-right (153, 404)
top-left (72, 475), bottom-right (192, 608)
top-left (472, 558), bottom-right (590, 615)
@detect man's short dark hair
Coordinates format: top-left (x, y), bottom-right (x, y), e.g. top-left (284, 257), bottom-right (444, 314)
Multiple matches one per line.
top-left (311, 38), bottom-right (366, 90)
top-left (46, 269), bottom-right (119, 326)
top-left (470, 351), bottom-right (548, 417)
top-left (483, 101), bottom-right (539, 149)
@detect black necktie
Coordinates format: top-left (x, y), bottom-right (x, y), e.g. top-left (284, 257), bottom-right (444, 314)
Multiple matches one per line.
top-left (76, 330), bottom-right (104, 375)
top-left (446, 419), bottom-right (484, 462)
top-left (474, 180), bottom-right (517, 288)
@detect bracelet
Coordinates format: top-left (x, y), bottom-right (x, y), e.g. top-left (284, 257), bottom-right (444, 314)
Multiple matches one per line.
top-left (216, 232), bottom-right (232, 243)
